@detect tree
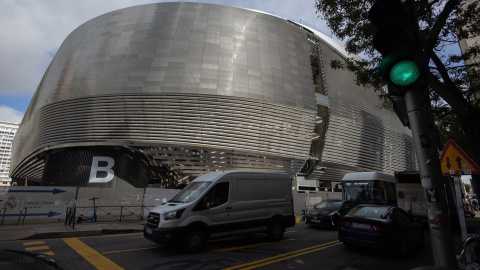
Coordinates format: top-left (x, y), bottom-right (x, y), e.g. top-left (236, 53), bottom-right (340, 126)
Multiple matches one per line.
top-left (464, 183), bottom-right (472, 193)
top-left (315, 0), bottom-right (480, 163)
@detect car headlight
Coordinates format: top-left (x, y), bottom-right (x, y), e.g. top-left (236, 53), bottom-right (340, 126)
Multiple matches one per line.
top-left (163, 209), bottom-right (186, 220)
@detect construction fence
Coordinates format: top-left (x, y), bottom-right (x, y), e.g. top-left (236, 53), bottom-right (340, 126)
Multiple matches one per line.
top-left (0, 186), bottom-right (340, 226)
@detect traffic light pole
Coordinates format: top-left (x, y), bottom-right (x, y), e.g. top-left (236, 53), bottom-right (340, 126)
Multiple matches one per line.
top-left (404, 89), bottom-right (457, 267)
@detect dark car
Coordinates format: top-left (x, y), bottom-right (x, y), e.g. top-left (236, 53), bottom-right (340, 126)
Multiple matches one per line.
top-left (305, 200), bottom-right (356, 228)
top-left (0, 249), bottom-right (67, 270)
top-left (464, 202), bottom-right (476, 218)
top-left (337, 204), bottom-right (424, 257)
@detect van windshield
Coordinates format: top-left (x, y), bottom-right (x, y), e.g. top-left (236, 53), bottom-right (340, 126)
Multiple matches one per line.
top-left (170, 181), bottom-right (212, 203)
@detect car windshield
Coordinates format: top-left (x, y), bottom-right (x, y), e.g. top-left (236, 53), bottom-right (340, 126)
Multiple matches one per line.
top-left (170, 181), bottom-right (212, 203)
top-left (314, 201), bottom-right (343, 210)
top-left (348, 206), bottom-right (390, 220)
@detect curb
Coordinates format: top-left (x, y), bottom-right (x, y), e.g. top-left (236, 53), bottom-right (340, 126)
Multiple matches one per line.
top-left (0, 222), bottom-right (144, 241)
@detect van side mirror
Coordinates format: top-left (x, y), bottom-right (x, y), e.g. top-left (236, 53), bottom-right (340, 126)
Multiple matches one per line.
top-left (201, 196), bottom-right (211, 210)
top-left (193, 196), bottom-right (210, 211)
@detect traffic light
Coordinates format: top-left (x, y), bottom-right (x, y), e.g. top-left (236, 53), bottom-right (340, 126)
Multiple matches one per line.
top-left (368, 0), bottom-right (427, 96)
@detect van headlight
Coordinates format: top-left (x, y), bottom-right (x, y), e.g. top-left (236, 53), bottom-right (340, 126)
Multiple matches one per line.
top-left (163, 209), bottom-right (186, 220)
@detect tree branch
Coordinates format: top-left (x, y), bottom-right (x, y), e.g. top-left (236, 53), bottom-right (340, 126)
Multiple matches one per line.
top-left (430, 52), bottom-right (471, 116)
top-left (425, 0), bottom-right (460, 58)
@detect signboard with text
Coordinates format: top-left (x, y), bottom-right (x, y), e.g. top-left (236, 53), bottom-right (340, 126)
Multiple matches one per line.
top-left (0, 186), bottom-right (76, 225)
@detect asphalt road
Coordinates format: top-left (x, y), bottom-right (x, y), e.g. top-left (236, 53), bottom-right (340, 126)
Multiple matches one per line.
top-left (0, 222), bottom-right (439, 270)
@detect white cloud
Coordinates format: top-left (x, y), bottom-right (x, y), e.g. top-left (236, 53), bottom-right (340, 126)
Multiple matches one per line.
top-left (0, 105), bottom-right (24, 123)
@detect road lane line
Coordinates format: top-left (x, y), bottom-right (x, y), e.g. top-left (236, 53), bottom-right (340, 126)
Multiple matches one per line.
top-left (23, 241), bottom-right (45, 245)
top-left (237, 242), bottom-right (342, 270)
top-left (23, 240), bottom-right (55, 255)
top-left (77, 232), bottom-right (142, 239)
top-left (63, 238), bottom-right (123, 270)
top-left (25, 245), bottom-right (49, 251)
top-left (212, 238), bottom-right (294, 252)
top-left (222, 240), bottom-right (341, 270)
top-left (102, 246), bottom-right (160, 254)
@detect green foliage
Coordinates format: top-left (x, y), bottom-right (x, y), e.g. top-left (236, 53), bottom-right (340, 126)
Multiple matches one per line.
top-left (465, 183), bottom-right (472, 193)
top-left (315, 0), bottom-right (480, 161)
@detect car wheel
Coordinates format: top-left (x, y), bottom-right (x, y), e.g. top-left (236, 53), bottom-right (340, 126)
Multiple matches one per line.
top-left (183, 227), bottom-right (206, 253)
top-left (267, 220), bottom-right (284, 241)
top-left (399, 237), bottom-right (408, 257)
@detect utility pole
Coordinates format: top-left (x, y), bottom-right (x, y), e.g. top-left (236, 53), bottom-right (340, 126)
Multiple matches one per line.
top-left (404, 89), bottom-right (456, 266)
top-left (368, 0), bottom-right (456, 267)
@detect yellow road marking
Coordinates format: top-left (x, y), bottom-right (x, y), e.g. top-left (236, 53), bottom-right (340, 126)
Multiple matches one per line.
top-left (23, 241), bottom-right (45, 246)
top-left (212, 238), bottom-right (294, 252)
top-left (102, 246), bottom-right (160, 254)
top-left (25, 246), bottom-right (49, 251)
top-left (63, 238), bottom-right (123, 270)
top-left (23, 240), bottom-right (54, 255)
top-left (223, 240), bottom-right (341, 270)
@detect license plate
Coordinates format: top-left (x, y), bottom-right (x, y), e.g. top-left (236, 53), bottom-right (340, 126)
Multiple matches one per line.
top-left (145, 228), bottom-right (152, 235)
top-left (351, 222), bottom-right (370, 229)
top-left (312, 219), bottom-right (321, 223)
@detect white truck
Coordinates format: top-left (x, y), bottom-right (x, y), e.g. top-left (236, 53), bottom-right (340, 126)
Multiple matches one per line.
top-left (395, 171), bottom-right (428, 223)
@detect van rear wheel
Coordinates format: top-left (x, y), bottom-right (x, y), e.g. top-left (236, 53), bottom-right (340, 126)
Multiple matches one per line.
top-left (183, 227), bottom-right (206, 253)
top-left (267, 220), bottom-right (284, 241)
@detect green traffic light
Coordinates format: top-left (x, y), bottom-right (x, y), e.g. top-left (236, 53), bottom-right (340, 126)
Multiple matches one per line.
top-left (390, 60), bottom-right (420, 86)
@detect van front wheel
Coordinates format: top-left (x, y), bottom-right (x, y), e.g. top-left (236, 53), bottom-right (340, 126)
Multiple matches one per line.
top-left (183, 227), bottom-right (206, 253)
top-left (267, 220), bottom-right (284, 241)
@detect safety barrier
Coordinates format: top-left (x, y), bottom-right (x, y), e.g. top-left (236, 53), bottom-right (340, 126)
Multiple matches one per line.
top-left (64, 205), bottom-right (156, 229)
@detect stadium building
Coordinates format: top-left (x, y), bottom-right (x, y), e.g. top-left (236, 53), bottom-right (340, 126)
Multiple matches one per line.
top-left (9, 2), bottom-right (417, 188)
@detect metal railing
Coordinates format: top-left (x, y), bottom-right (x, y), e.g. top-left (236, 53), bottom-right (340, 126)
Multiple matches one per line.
top-left (1, 207), bottom-right (29, 226)
top-left (65, 205), bottom-right (156, 229)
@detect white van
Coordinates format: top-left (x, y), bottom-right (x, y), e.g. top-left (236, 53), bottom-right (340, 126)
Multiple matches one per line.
top-left (144, 171), bottom-right (296, 252)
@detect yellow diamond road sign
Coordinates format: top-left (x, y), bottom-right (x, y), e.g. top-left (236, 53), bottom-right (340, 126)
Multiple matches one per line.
top-left (440, 140), bottom-right (480, 176)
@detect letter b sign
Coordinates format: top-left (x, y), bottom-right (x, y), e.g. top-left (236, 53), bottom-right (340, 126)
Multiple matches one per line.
top-left (89, 156), bottom-right (115, 183)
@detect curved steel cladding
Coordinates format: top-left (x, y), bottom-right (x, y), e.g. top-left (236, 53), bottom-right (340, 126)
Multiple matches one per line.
top-left (10, 2), bottom-right (317, 183)
top-left (313, 37), bottom-right (417, 181)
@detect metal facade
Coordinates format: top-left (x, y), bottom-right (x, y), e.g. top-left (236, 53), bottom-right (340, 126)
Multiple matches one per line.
top-left (309, 36), bottom-right (417, 182)
top-left (10, 2), bottom-right (416, 187)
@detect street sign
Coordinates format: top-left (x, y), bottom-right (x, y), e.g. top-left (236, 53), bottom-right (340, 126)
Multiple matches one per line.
top-left (440, 140), bottom-right (480, 176)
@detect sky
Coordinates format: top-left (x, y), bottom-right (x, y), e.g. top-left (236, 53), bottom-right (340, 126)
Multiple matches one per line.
top-left (0, 0), bottom-right (335, 123)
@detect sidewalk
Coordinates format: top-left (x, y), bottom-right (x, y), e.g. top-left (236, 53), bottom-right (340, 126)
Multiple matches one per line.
top-left (0, 220), bottom-right (146, 241)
